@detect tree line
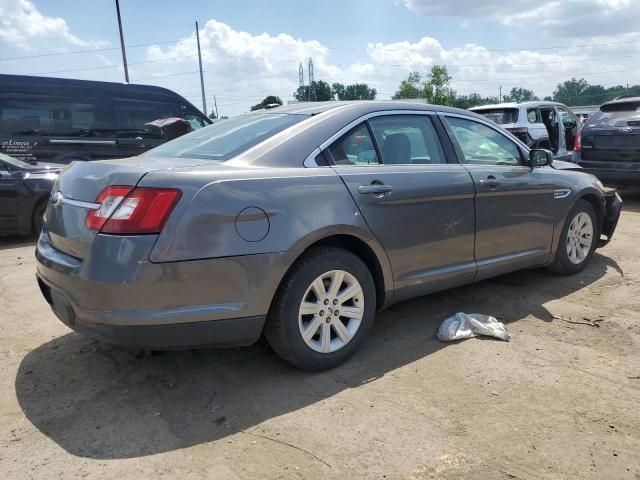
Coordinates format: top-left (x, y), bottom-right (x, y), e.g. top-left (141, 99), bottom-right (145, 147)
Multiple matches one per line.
top-left (249, 66), bottom-right (639, 112)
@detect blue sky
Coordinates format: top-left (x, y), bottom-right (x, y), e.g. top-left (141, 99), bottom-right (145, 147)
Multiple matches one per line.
top-left (2, 0), bottom-right (639, 116)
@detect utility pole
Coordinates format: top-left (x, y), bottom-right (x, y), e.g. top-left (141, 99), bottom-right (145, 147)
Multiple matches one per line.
top-left (195, 21), bottom-right (207, 115)
top-left (213, 95), bottom-right (219, 119)
top-left (308, 57), bottom-right (315, 101)
top-left (499, 85), bottom-right (502, 103)
top-left (114, 0), bottom-right (129, 83)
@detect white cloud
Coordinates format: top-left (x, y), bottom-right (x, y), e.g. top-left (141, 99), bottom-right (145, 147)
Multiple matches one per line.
top-left (139, 18), bottom-right (640, 115)
top-left (0, 0), bottom-right (106, 49)
top-left (403, 0), bottom-right (640, 36)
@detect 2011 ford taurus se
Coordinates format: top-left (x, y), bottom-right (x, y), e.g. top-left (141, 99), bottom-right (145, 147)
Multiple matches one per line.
top-left (35, 102), bottom-right (622, 370)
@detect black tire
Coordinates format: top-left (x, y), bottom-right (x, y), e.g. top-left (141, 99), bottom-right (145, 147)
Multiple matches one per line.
top-left (548, 199), bottom-right (598, 275)
top-left (265, 247), bottom-right (376, 371)
top-left (32, 199), bottom-right (47, 236)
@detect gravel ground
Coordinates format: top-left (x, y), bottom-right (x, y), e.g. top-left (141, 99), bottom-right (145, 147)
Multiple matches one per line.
top-left (1, 190), bottom-right (639, 480)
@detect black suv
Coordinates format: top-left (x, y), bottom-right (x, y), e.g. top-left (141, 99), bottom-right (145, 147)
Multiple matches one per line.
top-left (573, 97), bottom-right (640, 185)
top-left (0, 74), bottom-right (211, 165)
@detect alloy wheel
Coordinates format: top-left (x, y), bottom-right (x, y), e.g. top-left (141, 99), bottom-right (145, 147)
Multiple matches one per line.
top-left (566, 211), bottom-right (593, 265)
top-left (298, 269), bottom-right (364, 353)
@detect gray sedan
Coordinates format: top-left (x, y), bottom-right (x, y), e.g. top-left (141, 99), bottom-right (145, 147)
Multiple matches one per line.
top-left (36, 102), bottom-right (622, 370)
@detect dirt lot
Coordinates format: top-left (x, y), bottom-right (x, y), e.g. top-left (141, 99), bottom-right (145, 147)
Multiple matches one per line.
top-left (1, 191), bottom-right (639, 480)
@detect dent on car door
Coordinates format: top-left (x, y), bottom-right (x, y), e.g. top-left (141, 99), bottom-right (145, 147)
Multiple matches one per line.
top-left (443, 115), bottom-right (555, 279)
top-left (327, 114), bottom-right (476, 299)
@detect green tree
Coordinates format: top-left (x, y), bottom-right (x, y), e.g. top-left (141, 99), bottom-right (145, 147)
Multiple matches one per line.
top-left (502, 87), bottom-right (539, 103)
top-left (293, 80), bottom-right (334, 101)
top-left (332, 82), bottom-right (377, 100)
top-left (392, 71), bottom-right (423, 99)
top-left (552, 78), bottom-right (590, 105)
top-left (250, 95), bottom-right (283, 111)
top-left (423, 65), bottom-right (456, 106)
top-left (452, 93), bottom-right (499, 109)
top-left (392, 66), bottom-right (455, 105)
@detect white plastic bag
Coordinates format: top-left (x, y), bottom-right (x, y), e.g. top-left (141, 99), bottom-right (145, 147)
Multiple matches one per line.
top-left (437, 312), bottom-right (509, 342)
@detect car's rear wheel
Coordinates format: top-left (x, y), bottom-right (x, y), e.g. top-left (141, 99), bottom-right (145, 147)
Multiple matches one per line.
top-left (549, 199), bottom-right (598, 275)
top-left (265, 247), bottom-right (376, 371)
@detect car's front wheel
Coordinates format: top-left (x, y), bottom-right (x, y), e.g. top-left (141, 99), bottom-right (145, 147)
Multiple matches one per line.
top-left (549, 199), bottom-right (598, 275)
top-left (265, 247), bottom-right (376, 371)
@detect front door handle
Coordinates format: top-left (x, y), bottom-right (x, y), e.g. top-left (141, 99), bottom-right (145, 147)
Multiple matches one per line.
top-left (358, 184), bottom-right (393, 195)
top-left (479, 175), bottom-right (499, 190)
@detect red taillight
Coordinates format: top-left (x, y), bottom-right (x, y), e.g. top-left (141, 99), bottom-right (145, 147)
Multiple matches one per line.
top-left (86, 186), bottom-right (181, 234)
top-left (574, 131), bottom-right (582, 152)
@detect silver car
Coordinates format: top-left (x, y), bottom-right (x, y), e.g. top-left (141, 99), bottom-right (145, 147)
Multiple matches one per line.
top-left (36, 102), bottom-right (621, 370)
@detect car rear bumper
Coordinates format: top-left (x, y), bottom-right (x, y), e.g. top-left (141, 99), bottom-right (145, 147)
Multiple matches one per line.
top-left (573, 156), bottom-right (640, 185)
top-left (35, 231), bottom-right (296, 348)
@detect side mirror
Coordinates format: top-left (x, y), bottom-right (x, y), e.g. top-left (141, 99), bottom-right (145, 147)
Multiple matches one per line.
top-left (529, 149), bottom-right (553, 167)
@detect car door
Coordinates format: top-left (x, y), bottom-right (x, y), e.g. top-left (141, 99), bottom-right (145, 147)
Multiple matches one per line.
top-left (115, 99), bottom-right (180, 158)
top-left (442, 114), bottom-right (555, 280)
top-left (326, 112), bottom-right (477, 300)
top-left (0, 161), bottom-right (18, 232)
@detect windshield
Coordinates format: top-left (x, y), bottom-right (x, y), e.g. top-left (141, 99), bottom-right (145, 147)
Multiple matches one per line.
top-left (0, 152), bottom-right (34, 170)
top-left (147, 113), bottom-right (307, 161)
top-left (473, 108), bottom-right (519, 125)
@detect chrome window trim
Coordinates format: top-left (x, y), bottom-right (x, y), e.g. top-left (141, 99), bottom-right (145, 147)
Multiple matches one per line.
top-left (303, 148), bottom-right (322, 168)
top-left (49, 139), bottom-right (117, 145)
top-left (60, 197), bottom-right (100, 210)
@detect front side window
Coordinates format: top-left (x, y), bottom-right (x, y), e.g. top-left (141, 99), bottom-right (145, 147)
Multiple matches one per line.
top-left (445, 116), bottom-right (523, 166)
top-left (527, 108), bottom-right (540, 123)
top-left (328, 123), bottom-right (380, 165)
top-left (147, 113), bottom-right (306, 161)
top-left (368, 115), bottom-right (446, 164)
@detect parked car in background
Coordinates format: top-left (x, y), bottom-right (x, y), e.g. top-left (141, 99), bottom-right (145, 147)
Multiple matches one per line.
top-left (573, 96), bottom-right (640, 185)
top-left (0, 74), bottom-right (211, 166)
top-left (36, 102), bottom-right (621, 371)
top-left (0, 152), bottom-right (60, 235)
top-left (470, 101), bottom-right (581, 161)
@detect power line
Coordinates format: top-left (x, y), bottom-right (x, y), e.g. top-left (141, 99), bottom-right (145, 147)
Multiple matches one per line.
top-left (5, 36), bottom-right (640, 63)
top-left (27, 54), bottom-right (198, 76)
top-left (0, 38), bottom-right (189, 61)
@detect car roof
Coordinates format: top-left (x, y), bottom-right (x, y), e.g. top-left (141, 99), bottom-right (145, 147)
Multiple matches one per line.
top-left (249, 100), bottom-right (483, 118)
top-left (470, 101), bottom-right (565, 110)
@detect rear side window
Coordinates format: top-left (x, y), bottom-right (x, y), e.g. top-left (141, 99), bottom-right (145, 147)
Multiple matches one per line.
top-left (474, 108), bottom-right (518, 125)
top-left (368, 115), bottom-right (445, 164)
top-left (115, 100), bottom-right (179, 139)
top-left (329, 123), bottom-right (380, 165)
top-left (0, 97), bottom-right (114, 136)
top-left (147, 113), bottom-right (306, 161)
top-left (184, 113), bottom-right (208, 130)
top-left (445, 116), bottom-right (523, 166)
top-left (527, 109), bottom-right (540, 123)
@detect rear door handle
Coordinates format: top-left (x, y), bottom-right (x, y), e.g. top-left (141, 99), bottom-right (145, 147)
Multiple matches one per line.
top-left (358, 184), bottom-right (393, 195)
top-left (479, 175), bottom-right (499, 190)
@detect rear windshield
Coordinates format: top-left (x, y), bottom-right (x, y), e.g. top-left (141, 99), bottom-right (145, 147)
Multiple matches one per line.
top-left (147, 113), bottom-right (306, 161)
top-left (473, 108), bottom-right (518, 125)
top-left (601, 101), bottom-right (640, 113)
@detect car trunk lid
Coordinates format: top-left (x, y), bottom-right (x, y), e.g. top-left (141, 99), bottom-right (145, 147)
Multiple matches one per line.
top-left (45, 157), bottom-right (203, 259)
